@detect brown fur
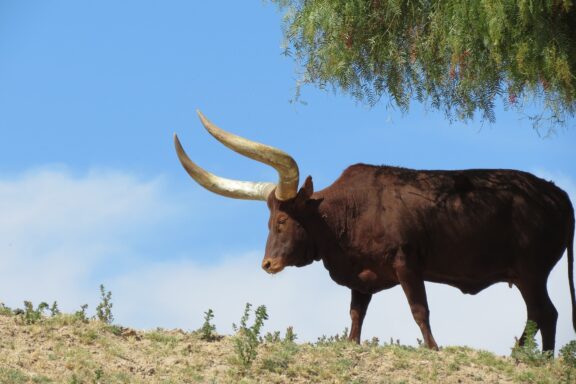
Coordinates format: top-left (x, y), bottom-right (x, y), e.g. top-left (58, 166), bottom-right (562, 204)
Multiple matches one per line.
top-left (262, 164), bottom-right (575, 352)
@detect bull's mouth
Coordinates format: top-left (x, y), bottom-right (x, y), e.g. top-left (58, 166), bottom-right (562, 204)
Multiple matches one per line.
top-left (262, 259), bottom-right (285, 274)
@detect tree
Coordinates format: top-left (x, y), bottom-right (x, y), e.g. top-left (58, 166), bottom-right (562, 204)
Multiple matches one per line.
top-left (271, 0), bottom-right (576, 132)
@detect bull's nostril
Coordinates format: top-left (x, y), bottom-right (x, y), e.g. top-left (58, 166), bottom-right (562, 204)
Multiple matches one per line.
top-left (263, 260), bottom-right (271, 270)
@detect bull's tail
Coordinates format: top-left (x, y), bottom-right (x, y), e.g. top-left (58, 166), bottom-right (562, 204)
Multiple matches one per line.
top-left (568, 199), bottom-right (576, 333)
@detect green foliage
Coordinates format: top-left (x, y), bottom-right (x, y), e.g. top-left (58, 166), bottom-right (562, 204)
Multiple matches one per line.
top-left (145, 331), bottom-right (179, 345)
top-left (95, 284), bottom-right (113, 324)
top-left (261, 326), bottom-right (299, 373)
top-left (560, 340), bottom-right (576, 368)
top-left (74, 304), bottom-right (89, 323)
top-left (271, 0), bottom-right (576, 131)
top-left (104, 324), bottom-right (124, 336)
top-left (0, 302), bottom-right (13, 316)
top-left (316, 327), bottom-right (349, 345)
top-left (232, 303), bottom-right (269, 370)
top-left (511, 320), bottom-right (552, 365)
top-left (264, 326), bottom-right (297, 344)
top-left (264, 330), bottom-right (282, 343)
top-left (20, 301), bottom-right (49, 325)
top-left (199, 309), bottom-right (218, 341)
top-left (284, 326), bottom-right (297, 343)
top-left (49, 301), bottom-right (60, 317)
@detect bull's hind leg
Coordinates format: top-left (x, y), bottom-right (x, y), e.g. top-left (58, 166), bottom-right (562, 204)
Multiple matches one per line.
top-left (348, 289), bottom-right (372, 343)
top-left (517, 279), bottom-right (558, 353)
top-left (395, 258), bottom-right (439, 350)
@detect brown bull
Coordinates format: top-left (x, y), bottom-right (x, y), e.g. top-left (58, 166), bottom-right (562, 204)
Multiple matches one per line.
top-left (175, 111), bottom-right (575, 352)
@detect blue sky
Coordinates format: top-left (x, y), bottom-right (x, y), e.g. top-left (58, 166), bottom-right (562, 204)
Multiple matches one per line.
top-left (1, 1), bottom-right (575, 355)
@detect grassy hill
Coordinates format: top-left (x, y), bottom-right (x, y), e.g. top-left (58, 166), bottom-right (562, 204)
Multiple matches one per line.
top-left (0, 300), bottom-right (575, 384)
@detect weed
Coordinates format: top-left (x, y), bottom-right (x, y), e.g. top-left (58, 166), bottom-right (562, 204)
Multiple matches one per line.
top-left (264, 326), bottom-right (297, 344)
top-left (364, 336), bottom-right (380, 347)
top-left (284, 326), bottom-right (297, 343)
top-left (94, 367), bottom-right (104, 381)
top-left (78, 328), bottom-right (99, 344)
top-left (511, 320), bottom-right (552, 365)
top-left (19, 301), bottom-right (49, 324)
top-left (74, 304), bottom-right (89, 323)
top-left (0, 302), bottom-right (12, 316)
top-left (104, 324), bottom-right (123, 336)
top-left (49, 301), bottom-right (60, 317)
top-left (264, 330), bottom-right (281, 343)
top-left (560, 340), bottom-right (576, 368)
top-left (0, 367), bottom-right (29, 383)
top-left (261, 343), bottom-right (298, 373)
top-left (316, 327), bottom-right (349, 345)
top-left (232, 303), bottom-right (268, 370)
top-left (95, 284), bottom-right (113, 324)
top-left (145, 331), bottom-right (178, 346)
top-left (199, 309), bottom-right (218, 341)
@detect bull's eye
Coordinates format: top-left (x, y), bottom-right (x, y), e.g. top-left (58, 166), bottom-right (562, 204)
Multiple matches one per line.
top-left (278, 216), bottom-right (287, 225)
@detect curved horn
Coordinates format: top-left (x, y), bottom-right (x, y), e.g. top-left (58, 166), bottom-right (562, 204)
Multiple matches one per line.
top-left (174, 134), bottom-right (276, 200)
top-left (196, 110), bottom-right (299, 201)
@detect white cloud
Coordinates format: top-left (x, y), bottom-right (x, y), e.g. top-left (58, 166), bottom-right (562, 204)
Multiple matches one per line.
top-left (0, 167), bottom-right (176, 308)
top-left (0, 167), bottom-right (574, 357)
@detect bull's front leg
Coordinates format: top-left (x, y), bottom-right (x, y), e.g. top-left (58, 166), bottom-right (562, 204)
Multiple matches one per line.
top-left (348, 289), bottom-right (372, 343)
top-left (394, 250), bottom-right (439, 350)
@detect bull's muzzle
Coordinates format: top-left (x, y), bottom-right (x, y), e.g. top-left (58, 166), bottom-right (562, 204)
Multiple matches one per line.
top-left (261, 258), bottom-right (285, 274)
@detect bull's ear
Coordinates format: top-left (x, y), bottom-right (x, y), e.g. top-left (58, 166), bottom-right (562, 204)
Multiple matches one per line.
top-left (296, 176), bottom-right (314, 202)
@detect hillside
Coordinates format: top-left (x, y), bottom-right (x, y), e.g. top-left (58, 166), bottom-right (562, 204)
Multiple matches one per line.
top-left (0, 304), bottom-right (574, 383)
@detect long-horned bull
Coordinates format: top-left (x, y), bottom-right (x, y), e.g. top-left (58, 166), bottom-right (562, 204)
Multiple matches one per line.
top-left (175, 111), bottom-right (575, 352)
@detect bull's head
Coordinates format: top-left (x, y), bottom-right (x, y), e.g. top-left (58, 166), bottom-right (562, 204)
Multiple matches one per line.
top-left (174, 111), bottom-right (317, 274)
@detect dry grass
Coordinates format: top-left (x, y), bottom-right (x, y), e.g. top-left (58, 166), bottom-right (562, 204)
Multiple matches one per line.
top-left (0, 312), bottom-right (574, 383)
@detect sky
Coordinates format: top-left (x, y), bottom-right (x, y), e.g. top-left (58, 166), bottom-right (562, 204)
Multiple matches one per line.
top-left (0, 1), bottom-right (575, 356)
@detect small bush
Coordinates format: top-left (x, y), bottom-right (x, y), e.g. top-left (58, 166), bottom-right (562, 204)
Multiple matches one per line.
top-left (264, 330), bottom-right (281, 343)
top-left (261, 326), bottom-right (299, 373)
top-left (19, 301), bottom-right (49, 325)
top-left (74, 304), bottom-right (89, 323)
top-left (232, 303), bottom-right (268, 370)
top-left (316, 327), bottom-right (349, 345)
top-left (511, 320), bottom-right (551, 365)
top-left (0, 302), bottom-right (13, 316)
top-left (284, 326), bottom-right (297, 343)
top-left (560, 340), bottom-right (576, 368)
top-left (199, 309), bottom-right (218, 341)
top-left (104, 324), bottom-right (124, 336)
top-left (49, 301), bottom-right (61, 317)
top-left (95, 284), bottom-right (113, 324)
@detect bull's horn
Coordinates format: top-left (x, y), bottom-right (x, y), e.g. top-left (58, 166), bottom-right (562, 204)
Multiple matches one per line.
top-left (174, 134), bottom-right (276, 200)
top-left (196, 110), bottom-right (299, 201)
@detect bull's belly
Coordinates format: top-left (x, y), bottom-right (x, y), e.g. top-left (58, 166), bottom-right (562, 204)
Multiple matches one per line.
top-left (340, 269), bottom-right (512, 295)
top-left (423, 271), bottom-right (512, 295)
top-left (326, 251), bottom-right (516, 295)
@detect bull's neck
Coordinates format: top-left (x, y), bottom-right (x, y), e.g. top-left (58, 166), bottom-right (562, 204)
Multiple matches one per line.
top-left (304, 192), bottom-right (349, 266)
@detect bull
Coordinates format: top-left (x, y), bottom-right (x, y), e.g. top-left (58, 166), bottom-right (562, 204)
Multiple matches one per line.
top-left (174, 111), bottom-right (575, 352)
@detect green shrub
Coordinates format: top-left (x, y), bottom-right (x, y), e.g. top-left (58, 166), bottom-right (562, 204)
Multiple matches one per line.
top-left (510, 320), bottom-right (551, 365)
top-left (199, 309), bottom-right (218, 341)
top-left (284, 326), bottom-right (297, 343)
top-left (560, 340), bottom-right (576, 368)
top-left (19, 301), bottom-right (49, 325)
top-left (95, 284), bottom-right (113, 324)
top-left (0, 302), bottom-right (13, 316)
top-left (49, 301), bottom-right (61, 317)
top-left (74, 304), bottom-right (89, 323)
top-left (232, 303), bottom-right (268, 370)
top-left (316, 328), bottom-right (349, 345)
